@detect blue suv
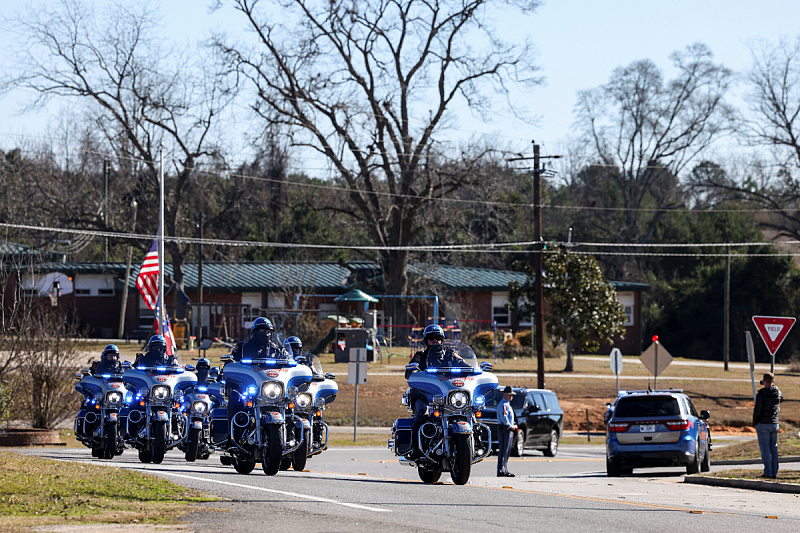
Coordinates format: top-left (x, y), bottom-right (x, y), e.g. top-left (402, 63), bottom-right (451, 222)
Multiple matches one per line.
top-left (605, 389), bottom-right (711, 476)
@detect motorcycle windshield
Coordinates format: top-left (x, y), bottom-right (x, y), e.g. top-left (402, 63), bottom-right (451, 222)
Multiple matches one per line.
top-left (425, 344), bottom-right (479, 372)
top-left (240, 340), bottom-right (294, 364)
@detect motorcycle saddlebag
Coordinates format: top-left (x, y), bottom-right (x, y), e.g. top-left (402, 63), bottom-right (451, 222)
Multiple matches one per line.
top-left (392, 417), bottom-right (414, 455)
top-left (211, 407), bottom-right (229, 445)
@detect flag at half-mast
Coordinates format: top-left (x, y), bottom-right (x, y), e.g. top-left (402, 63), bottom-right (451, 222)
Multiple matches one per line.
top-left (155, 296), bottom-right (177, 356)
top-left (136, 241), bottom-right (159, 310)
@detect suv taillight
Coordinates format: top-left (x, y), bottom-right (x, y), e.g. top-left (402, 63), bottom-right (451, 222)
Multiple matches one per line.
top-left (608, 422), bottom-right (630, 432)
top-left (664, 420), bottom-right (690, 431)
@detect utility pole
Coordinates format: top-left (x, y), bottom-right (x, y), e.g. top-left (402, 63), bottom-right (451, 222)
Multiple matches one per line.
top-left (723, 244), bottom-right (731, 371)
top-left (509, 142), bottom-right (560, 390)
top-left (118, 198), bottom-right (138, 338)
top-left (103, 159), bottom-right (109, 262)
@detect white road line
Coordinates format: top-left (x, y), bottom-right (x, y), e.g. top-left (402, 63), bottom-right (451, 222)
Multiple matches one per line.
top-left (155, 471), bottom-right (392, 513)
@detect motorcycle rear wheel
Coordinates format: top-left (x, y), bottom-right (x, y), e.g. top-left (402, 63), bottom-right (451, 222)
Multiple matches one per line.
top-left (292, 428), bottom-right (308, 471)
top-left (261, 424), bottom-right (284, 476)
top-left (185, 427), bottom-right (201, 462)
top-left (418, 466), bottom-right (441, 484)
top-left (151, 422), bottom-right (167, 464)
top-left (233, 456), bottom-right (256, 474)
top-left (138, 447), bottom-right (153, 463)
top-left (450, 434), bottom-right (473, 485)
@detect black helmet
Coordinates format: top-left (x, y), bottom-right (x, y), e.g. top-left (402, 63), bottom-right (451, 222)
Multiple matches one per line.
top-left (251, 317), bottom-right (274, 333)
top-left (196, 358), bottom-right (211, 370)
top-left (285, 336), bottom-right (302, 352)
top-left (102, 344), bottom-right (120, 361)
top-left (423, 324), bottom-right (445, 342)
top-left (148, 335), bottom-right (167, 354)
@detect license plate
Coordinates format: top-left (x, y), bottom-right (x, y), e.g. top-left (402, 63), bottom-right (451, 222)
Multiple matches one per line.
top-left (639, 424), bottom-right (656, 432)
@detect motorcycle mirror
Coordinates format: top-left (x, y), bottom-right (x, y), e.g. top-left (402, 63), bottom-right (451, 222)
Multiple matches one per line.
top-left (184, 364), bottom-right (196, 372)
top-left (480, 362), bottom-right (493, 372)
top-left (324, 373), bottom-right (336, 381)
top-left (80, 369), bottom-right (91, 376)
top-left (73, 373), bottom-right (82, 380)
top-left (220, 354), bottom-right (234, 364)
top-left (122, 361), bottom-right (132, 369)
top-left (312, 374), bottom-right (325, 382)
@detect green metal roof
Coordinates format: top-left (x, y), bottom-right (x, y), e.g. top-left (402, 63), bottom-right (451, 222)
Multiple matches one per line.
top-left (18, 260), bottom-right (648, 294)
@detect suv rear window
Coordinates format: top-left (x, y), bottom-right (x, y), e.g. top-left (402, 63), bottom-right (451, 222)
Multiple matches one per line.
top-left (614, 396), bottom-right (680, 417)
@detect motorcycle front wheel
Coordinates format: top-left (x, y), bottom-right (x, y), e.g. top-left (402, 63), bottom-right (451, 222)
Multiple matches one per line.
top-left (292, 428), bottom-right (308, 471)
top-left (261, 424), bottom-right (284, 476)
top-left (151, 422), bottom-right (167, 464)
top-left (233, 456), bottom-right (256, 474)
top-left (138, 447), bottom-right (153, 463)
top-left (102, 421), bottom-right (117, 459)
top-left (185, 427), bottom-right (201, 462)
top-left (450, 434), bottom-right (473, 485)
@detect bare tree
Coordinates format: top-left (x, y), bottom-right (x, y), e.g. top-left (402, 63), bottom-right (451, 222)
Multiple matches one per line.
top-left (574, 43), bottom-right (733, 277)
top-left (7, 0), bottom-right (238, 291)
top-left (691, 37), bottom-right (800, 244)
top-left (216, 0), bottom-right (543, 336)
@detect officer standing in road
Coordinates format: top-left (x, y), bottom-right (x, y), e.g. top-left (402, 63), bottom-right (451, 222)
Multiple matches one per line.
top-left (496, 385), bottom-right (518, 477)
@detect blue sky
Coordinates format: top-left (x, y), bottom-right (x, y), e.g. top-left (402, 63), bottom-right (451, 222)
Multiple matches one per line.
top-left (2, 0), bottom-right (799, 165)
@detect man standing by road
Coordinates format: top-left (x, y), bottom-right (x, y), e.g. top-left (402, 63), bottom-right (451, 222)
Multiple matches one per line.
top-left (753, 372), bottom-right (783, 479)
top-left (496, 386), bottom-right (518, 477)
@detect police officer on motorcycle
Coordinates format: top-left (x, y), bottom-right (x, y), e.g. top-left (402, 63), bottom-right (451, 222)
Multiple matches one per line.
top-left (405, 324), bottom-right (465, 458)
top-left (285, 336), bottom-right (314, 369)
top-left (95, 344), bottom-right (122, 374)
top-left (230, 317), bottom-right (284, 361)
top-left (195, 358), bottom-right (212, 383)
top-left (136, 335), bottom-right (175, 367)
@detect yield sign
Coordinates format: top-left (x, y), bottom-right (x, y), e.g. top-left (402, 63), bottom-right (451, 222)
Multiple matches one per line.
top-left (752, 316), bottom-right (796, 356)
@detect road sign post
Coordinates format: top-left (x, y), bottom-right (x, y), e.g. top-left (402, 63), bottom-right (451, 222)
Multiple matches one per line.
top-left (640, 336), bottom-right (672, 389)
top-left (610, 348), bottom-right (622, 393)
top-left (746, 331), bottom-right (756, 403)
top-left (349, 348), bottom-right (368, 442)
top-left (752, 315), bottom-right (796, 374)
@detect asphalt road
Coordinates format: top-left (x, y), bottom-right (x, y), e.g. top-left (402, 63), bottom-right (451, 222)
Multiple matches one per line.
top-left (19, 443), bottom-right (800, 532)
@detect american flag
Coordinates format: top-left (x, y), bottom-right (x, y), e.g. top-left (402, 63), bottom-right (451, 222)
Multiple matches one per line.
top-left (155, 308), bottom-right (177, 356)
top-left (136, 241), bottom-right (159, 310)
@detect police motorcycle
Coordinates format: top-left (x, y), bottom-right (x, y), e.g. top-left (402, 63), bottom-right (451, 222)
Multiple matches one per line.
top-left (214, 326), bottom-right (314, 475)
top-left (119, 335), bottom-right (197, 464)
top-left (290, 344), bottom-right (338, 469)
top-left (388, 342), bottom-right (497, 485)
top-left (73, 345), bottom-right (126, 459)
top-left (176, 358), bottom-right (224, 462)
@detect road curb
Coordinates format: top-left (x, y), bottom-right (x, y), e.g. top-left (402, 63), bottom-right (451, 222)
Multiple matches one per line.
top-left (685, 475), bottom-right (800, 493)
top-left (712, 456), bottom-right (800, 466)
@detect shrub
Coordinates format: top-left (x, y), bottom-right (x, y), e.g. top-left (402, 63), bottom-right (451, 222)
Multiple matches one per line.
top-left (470, 330), bottom-right (499, 357)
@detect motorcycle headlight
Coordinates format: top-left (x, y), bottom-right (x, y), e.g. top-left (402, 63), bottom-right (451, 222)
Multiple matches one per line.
top-left (106, 391), bottom-right (123, 405)
top-left (152, 385), bottom-right (170, 400)
top-left (260, 381), bottom-right (284, 400)
top-left (295, 393), bottom-right (313, 409)
top-left (448, 391), bottom-right (469, 409)
top-left (432, 394), bottom-right (444, 406)
top-left (192, 401), bottom-right (208, 415)
top-left (287, 386), bottom-right (299, 399)
top-left (315, 397), bottom-right (326, 409)
top-left (473, 394), bottom-right (485, 408)
top-left (94, 392), bottom-right (104, 401)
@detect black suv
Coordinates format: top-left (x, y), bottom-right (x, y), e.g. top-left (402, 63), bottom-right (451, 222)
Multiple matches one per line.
top-left (482, 386), bottom-right (564, 457)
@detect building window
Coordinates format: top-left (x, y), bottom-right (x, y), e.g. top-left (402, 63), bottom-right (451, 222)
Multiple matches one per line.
top-left (617, 292), bottom-right (635, 327)
top-left (75, 289), bottom-right (91, 296)
top-left (491, 293), bottom-right (511, 327)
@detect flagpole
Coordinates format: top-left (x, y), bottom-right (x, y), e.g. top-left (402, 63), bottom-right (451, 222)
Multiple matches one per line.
top-left (158, 143), bottom-right (165, 337)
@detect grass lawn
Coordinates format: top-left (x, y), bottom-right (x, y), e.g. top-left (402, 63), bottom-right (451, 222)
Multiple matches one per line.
top-left (704, 469), bottom-right (800, 484)
top-left (0, 451), bottom-right (219, 529)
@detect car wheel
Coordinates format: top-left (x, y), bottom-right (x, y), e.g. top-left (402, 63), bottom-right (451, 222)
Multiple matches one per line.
top-left (606, 457), bottom-right (622, 477)
top-left (700, 441), bottom-right (711, 472)
top-left (543, 429), bottom-right (559, 457)
top-left (510, 430), bottom-right (525, 457)
top-left (686, 440), bottom-right (701, 475)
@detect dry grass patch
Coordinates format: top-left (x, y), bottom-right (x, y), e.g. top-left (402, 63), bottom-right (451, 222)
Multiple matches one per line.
top-left (0, 451), bottom-right (218, 529)
top-left (704, 469), bottom-right (800, 484)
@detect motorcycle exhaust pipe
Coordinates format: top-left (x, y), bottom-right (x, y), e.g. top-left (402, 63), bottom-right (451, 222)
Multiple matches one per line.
top-left (420, 422), bottom-right (438, 439)
top-left (128, 409), bottom-right (143, 424)
top-left (233, 411), bottom-right (250, 428)
top-left (84, 411), bottom-right (99, 424)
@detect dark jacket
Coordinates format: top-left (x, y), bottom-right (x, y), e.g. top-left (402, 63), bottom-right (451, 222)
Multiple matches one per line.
top-left (753, 385), bottom-right (783, 426)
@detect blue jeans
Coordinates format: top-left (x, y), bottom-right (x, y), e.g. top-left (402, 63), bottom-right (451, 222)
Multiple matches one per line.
top-left (755, 423), bottom-right (779, 477)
